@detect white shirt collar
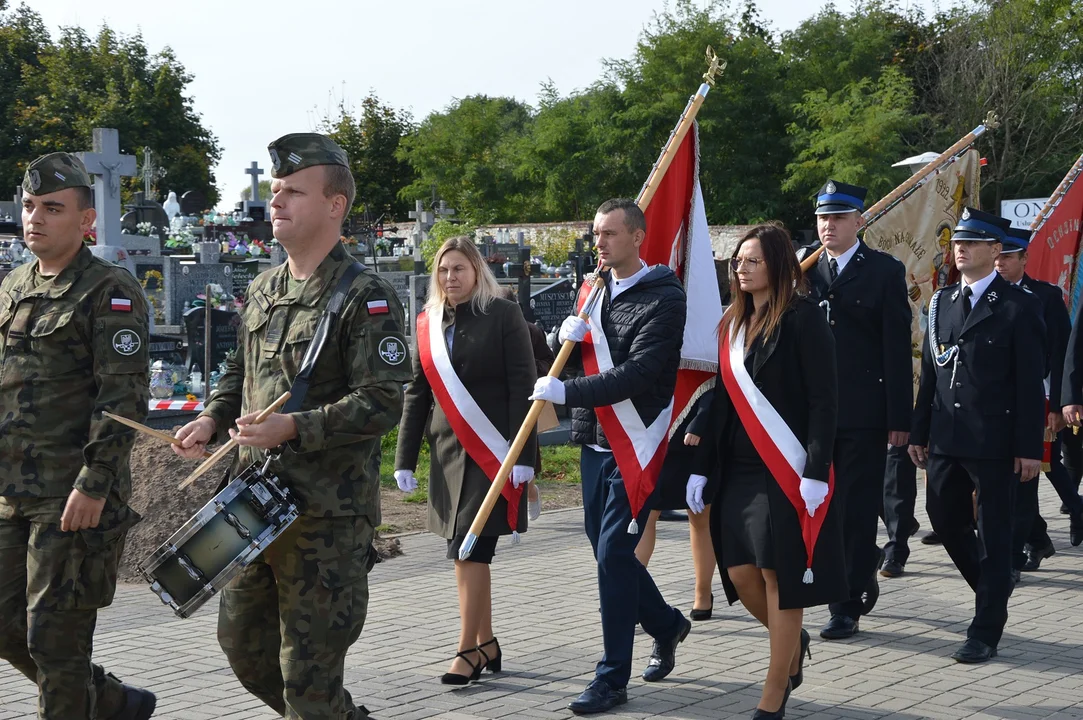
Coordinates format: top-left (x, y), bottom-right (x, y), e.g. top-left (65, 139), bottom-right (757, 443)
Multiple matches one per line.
top-left (962, 269), bottom-right (998, 303)
top-left (609, 260), bottom-right (650, 300)
top-left (826, 241), bottom-right (860, 274)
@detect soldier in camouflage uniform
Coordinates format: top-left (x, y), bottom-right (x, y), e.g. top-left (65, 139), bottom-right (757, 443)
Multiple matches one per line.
top-left (0, 153), bottom-right (155, 719)
top-left (173, 134), bottom-right (410, 720)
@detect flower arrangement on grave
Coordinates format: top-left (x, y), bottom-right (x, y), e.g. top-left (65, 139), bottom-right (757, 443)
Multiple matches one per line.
top-left (135, 221), bottom-right (155, 237)
top-left (140, 269), bottom-right (166, 322)
top-left (166, 228), bottom-right (195, 251)
top-left (374, 237), bottom-right (392, 256)
top-left (193, 284), bottom-right (240, 312)
top-left (247, 239), bottom-right (268, 257)
top-left (341, 235), bottom-right (358, 246)
top-left (82, 227), bottom-right (96, 245)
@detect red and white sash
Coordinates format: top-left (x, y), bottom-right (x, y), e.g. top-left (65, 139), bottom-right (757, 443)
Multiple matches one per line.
top-left (577, 282), bottom-right (673, 532)
top-left (416, 306), bottom-right (523, 532)
top-left (718, 324), bottom-right (834, 582)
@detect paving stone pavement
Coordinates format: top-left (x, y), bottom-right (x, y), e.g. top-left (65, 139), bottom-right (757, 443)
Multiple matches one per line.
top-left (2, 488), bottom-right (1083, 720)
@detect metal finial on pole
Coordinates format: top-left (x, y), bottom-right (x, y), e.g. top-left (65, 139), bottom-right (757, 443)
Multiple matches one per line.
top-left (703, 46), bottom-right (725, 87)
top-left (983, 111), bottom-right (1000, 131)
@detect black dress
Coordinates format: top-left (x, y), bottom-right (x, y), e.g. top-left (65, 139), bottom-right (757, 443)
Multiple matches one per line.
top-left (655, 390), bottom-right (719, 511)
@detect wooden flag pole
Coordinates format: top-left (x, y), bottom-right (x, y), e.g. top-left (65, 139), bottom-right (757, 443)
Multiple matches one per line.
top-left (800, 112), bottom-right (1000, 273)
top-left (177, 391), bottom-right (291, 490)
top-left (459, 48), bottom-right (726, 561)
top-left (1029, 152), bottom-right (1083, 233)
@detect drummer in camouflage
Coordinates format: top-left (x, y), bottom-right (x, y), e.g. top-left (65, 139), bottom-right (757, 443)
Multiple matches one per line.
top-left (0, 153), bottom-right (155, 719)
top-left (173, 133), bottom-right (410, 719)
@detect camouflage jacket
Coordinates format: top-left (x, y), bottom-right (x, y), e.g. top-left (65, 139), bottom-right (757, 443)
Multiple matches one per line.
top-left (200, 242), bottom-right (410, 519)
top-left (0, 245), bottom-right (150, 500)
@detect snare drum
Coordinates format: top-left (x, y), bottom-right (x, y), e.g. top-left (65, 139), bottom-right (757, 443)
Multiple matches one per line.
top-left (139, 463), bottom-right (299, 618)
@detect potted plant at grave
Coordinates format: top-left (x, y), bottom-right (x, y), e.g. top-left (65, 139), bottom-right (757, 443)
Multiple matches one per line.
top-left (164, 228), bottom-right (194, 255)
top-left (374, 237), bottom-right (391, 257)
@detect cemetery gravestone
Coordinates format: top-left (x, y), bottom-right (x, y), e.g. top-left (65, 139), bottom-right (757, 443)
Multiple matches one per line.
top-left (164, 260), bottom-right (232, 326)
top-left (530, 279), bottom-right (575, 334)
top-left (379, 270), bottom-right (412, 316)
top-left (407, 274), bottom-right (430, 336)
top-left (77, 128), bottom-right (137, 248)
top-left (184, 308), bottom-right (241, 372)
top-left (179, 190), bottom-right (208, 216)
top-left (148, 334), bottom-right (186, 366)
top-left (230, 260), bottom-right (261, 300)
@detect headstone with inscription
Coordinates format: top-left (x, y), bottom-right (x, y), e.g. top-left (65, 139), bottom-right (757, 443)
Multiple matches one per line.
top-left (183, 307), bottom-right (241, 372)
top-left (147, 334), bottom-right (186, 366)
top-left (378, 270), bottom-right (412, 316)
top-left (529, 279), bottom-right (574, 334)
top-left (163, 259), bottom-right (232, 326)
top-left (230, 259), bottom-right (261, 300)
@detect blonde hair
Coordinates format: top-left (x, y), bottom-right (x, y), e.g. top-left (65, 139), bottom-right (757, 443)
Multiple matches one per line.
top-left (424, 236), bottom-right (502, 315)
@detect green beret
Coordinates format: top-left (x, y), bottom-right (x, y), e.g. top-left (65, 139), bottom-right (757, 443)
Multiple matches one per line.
top-left (22, 152), bottom-right (93, 196)
top-left (267, 133), bottom-right (349, 179)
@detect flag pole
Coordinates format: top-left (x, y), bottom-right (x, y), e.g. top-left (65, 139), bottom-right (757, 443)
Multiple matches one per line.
top-left (800, 112), bottom-right (1000, 273)
top-left (1030, 152), bottom-right (1083, 233)
top-left (458, 47), bottom-right (726, 561)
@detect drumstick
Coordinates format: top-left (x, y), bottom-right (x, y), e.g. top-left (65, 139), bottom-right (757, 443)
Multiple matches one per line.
top-left (177, 391), bottom-right (291, 490)
top-left (103, 411), bottom-right (214, 459)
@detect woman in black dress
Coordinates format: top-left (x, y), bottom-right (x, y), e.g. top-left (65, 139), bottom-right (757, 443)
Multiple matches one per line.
top-left (634, 391), bottom-right (719, 619)
top-left (690, 223), bottom-right (845, 719)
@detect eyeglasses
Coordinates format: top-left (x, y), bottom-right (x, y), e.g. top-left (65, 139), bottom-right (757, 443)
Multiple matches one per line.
top-left (730, 257), bottom-right (765, 272)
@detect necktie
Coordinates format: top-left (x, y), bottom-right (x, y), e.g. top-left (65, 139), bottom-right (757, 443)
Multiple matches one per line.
top-left (962, 285), bottom-right (973, 320)
top-left (829, 258), bottom-right (839, 281)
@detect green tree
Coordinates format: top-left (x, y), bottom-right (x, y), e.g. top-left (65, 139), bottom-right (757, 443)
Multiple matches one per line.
top-left (240, 179), bottom-right (272, 201)
top-left (322, 92), bottom-right (415, 218)
top-left (0, 2), bottom-right (49, 188)
top-left (397, 95), bottom-right (535, 222)
top-left (6, 18), bottom-right (221, 203)
top-left (783, 66), bottom-right (924, 223)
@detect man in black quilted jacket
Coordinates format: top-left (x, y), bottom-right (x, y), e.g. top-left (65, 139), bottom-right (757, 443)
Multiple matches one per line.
top-left (530, 198), bottom-right (691, 715)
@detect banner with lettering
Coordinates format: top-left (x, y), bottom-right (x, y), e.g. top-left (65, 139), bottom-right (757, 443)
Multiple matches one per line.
top-left (1022, 154), bottom-right (1083, 319)
top-left (863, 150), bottom-right (981, 391)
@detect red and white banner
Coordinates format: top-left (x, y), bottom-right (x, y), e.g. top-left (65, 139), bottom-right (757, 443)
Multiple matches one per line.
top-left (574, 121), bottom-right (722, 525)
top-left (719, 326), bottom-right (834, 582)
top-left (1023, 154), bottom-right (1083, 316)
top-left (149, 400), bottom-right (203, 412)
top-left (416, 306), bottom-right (522, 531)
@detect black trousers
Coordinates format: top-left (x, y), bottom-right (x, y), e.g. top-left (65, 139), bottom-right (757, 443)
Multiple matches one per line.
top-left (828, 429), bottom-right (888, 620)
top-left (882, 444), bottom-right (918, 565)
top-left (1026, 431), bottom-right (1083, 549)
top-left (1060, 427), bottom-right (1083, 490)
top-left (926, 453), bottom-right (1016, 648)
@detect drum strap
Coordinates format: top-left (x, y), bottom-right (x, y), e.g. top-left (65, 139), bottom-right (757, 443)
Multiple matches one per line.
top-left (281, 261), bottom-right (365, 414)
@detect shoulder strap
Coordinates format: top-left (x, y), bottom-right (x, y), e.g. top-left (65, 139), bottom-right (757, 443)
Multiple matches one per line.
top-left (282, 261), bottom-right (365, 413)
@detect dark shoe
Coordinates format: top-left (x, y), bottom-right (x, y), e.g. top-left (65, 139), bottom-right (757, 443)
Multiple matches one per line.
top-left (690, 594), bottom-right (714, 621)
top-left (642, 614), bottom-right (692, 682)
top-left (478, 637), bottom-right (502, 673)
top-left (819, 614), bottom-right (859, 640)
top-left (752, 679), bottom-right (792, 719)
top-left (907, 519), bottom-right (921, 537)
top-left (1061, 502), bottom-right (1071, 515)
top-left (920, 531), bottom-right (942, 545)
top-left (861, 574), bottom-right (880, 615)
top-left (790, 628), bottom-right (811, 690)
top-left (1071, 510), bottom-right (1083, 547)
top-left (951, 638), bottom-right (997, 663)
top-left (569, 678), bottom-right (627, 715)
top-left (108, 685), bottom-right (157, 720)
top-left (1023, 541), bottom-right (1055, 571)
top-left (440, 648), bottom-right (483, 685)
top-left (658, 509), bottom-right (687, 522)
top-left (880, 559), bottom-right (905, 578)
top-left (1010, 568), bottom-right (1021, 585)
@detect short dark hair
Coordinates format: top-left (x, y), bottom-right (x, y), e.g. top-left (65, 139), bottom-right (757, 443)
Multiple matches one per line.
top-left (597, 198), bottom-right (646, 234)
top-left (74, 187), bottom-right (93, 210)
top-left (323, 164), bottom-right (356, 215)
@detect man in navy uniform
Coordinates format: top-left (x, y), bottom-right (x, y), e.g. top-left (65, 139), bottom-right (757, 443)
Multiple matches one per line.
top-left (800, 180), bottom-right (913, 639)
top-left (994, 226), bottom-right (1081, 574)
top-left (910, 207), bottom-right (1045, 663)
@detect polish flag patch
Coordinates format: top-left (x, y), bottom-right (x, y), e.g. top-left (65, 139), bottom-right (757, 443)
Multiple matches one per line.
top-left (111, 298), bottom-right (132, 312)
top-left (367, 299), bottom-right (389, 315)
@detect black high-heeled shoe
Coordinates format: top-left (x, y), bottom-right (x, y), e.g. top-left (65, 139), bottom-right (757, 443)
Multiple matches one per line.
top-left (690, 594), bottom-right (714, 621)
top-left (790, 628), bottom-right (811, 690)
top-left (751, 679), bottom-right (792, 719)
top-left (478, 637), bottom-right (502, 673)
top-left (440, 648), bottom-right (483, 685)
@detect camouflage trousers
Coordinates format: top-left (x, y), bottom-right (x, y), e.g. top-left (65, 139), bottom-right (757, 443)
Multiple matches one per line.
top-left (0, 495), bottom-right (138, 720)
top-left (218, 513), bottom-right (376, 719)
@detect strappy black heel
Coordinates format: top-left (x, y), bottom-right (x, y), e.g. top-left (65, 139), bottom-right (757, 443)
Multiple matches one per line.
top-left (478, 637), bottom-right (502, 673)
top-left (440, 648), bottom-right (483, 685)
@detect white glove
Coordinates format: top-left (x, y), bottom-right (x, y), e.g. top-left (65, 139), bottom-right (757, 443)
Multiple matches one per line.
top-left (558, 315), bottom-right (589, 344)
top-left (800, 477), bottom-right (829, 517)
top-left (394, 469), bottom-right (418, 492)
top-left (529, 376), bottom-right (566, 404)
top-left (511, 465), bottom-right (535, 489)
top-left (686, 474), bottom-right (708, 514)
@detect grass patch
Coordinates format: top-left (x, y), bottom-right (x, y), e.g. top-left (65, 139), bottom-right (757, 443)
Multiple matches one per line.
top-left (378, 427), bottom-right (581, 504)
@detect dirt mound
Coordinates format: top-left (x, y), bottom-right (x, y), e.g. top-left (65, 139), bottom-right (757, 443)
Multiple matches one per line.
top-left (120, 432), bottom-right (402, 584)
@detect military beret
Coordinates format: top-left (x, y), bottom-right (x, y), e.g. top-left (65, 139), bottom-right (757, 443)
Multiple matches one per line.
top-left (22, 152), bottom-right (92, 196)
top-left (267, 133), bottom-right (350, 179)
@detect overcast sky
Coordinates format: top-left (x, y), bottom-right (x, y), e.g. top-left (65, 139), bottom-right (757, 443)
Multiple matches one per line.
top-left (30, 0), bottom-right (940, 209)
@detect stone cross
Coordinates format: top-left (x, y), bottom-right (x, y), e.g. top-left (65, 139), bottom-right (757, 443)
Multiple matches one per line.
top-left (140, 146), bottom-right (166, 198)
top-left (78, 129), bottom-right (137, 247)
top-left (245, 162), bottom-right (264, 201)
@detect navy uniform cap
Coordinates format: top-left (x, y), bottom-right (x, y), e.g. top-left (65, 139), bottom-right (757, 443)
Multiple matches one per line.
top-left (1001, 225), bottom-right (1032, 254)
top-left (951, 206), bottom-right (1011, 242)
top-left (814, 179), bottom-right (867, 215)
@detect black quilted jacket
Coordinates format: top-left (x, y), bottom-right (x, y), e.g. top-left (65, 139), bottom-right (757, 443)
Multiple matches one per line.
top-left (554, 266), bottom-right (686, 448)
